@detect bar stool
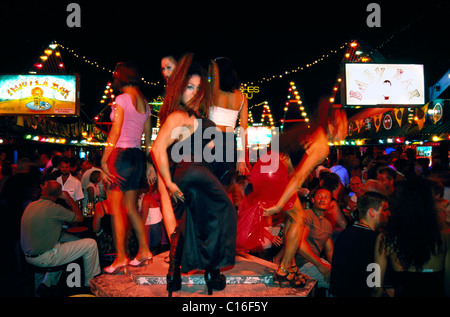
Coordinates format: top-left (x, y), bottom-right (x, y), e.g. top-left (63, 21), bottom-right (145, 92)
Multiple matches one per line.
top-left (26, 257), bottom-right (84, 297)
top-left (27, 262), bottom-right (73, 296)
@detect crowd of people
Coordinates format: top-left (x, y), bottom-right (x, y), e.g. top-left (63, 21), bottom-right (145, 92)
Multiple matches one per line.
top-left (1, 52), bottom-right (449, 298)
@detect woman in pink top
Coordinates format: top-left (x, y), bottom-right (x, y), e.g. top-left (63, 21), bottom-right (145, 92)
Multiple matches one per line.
top-left (101, 62), bottom-right (153, 273)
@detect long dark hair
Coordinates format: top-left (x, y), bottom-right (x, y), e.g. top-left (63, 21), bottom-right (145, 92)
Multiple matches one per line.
top-left (213, 57), bottom-right (240, 92)
top-left (380, 176), bottom-right (443, 271)
top-left (158, 53), bottom-right (208, 125)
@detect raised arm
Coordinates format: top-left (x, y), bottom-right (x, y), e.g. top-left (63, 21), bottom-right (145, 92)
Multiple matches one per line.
top-left (237, 94), bottom-right (250, 175)
top-left (208, 60), bottom-right (221, 104)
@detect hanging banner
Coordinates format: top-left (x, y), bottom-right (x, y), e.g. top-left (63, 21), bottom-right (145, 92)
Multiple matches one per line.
top-left (416, 103), bottom-right (428, 131)
top-left (373, 113), bottom-right (383, 132)
top-left (394, 108), bottom-right (404, 127)
top-left (0, 74), bottom-right (80, 116)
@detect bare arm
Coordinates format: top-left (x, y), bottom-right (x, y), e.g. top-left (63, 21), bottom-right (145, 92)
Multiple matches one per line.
top-left (143, 112), bottom-right (152, 158)
top-left (61, 191), bottom-right (84, 223)
top-left (237, 95), bottom-right (250, 175)
top-left (92, 201), bottom-right (105, 233)
top-left (151, 111), bottom-right (190, 202)
top-left (208, 61), bottom-right (221, 104)
top-left (141, 194), bottom-right (150, 224)
top-left (372, 234), bottom-right (388, 297)
top-left (101, 104), bottom-right (124, 184)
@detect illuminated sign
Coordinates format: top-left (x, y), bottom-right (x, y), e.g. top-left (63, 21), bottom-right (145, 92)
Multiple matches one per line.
top-left (383, 113), bottom-right (393, 130)
top-left (416, 146), bottom-right (432, 157)
top-left (248, 126), bottom-right (272, 145)
top-left (343, 63), bottom-right (425, 107)
top-left (240, 86), bottom-right (260, 100)
top-left (0, 74), bottom-right (80, 115)
top-left (428, 102), bottom-right (443, 123)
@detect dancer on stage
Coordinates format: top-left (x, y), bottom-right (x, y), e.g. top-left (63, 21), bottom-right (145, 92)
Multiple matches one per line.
top-left (238, 98), bottom-right (347, 287)
top-left (152, 53), bottom-right (237, 296)
top-left (207, 57), bottom-right (249, 185)
top-left (101, 61), bottom-right (153, 273)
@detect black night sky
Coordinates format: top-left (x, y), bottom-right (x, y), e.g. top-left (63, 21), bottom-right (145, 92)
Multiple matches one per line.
top-left (1, 1), bottom-right (449, 123)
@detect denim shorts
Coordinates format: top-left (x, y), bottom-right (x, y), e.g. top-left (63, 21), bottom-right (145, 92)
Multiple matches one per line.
top-left (107, 147), bottom-right (143, 192)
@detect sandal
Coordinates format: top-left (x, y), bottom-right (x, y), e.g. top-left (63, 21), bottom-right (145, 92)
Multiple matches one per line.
top-left (273, 266), bottom-right (306, 288)
top-left (290, 265), bottom-right (309, 285)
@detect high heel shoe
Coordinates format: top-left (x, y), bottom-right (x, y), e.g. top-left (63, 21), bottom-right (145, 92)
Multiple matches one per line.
top-left (204, 270), bottom-right (226, 295)
top-left (273, 266), bottom-right (305, 288)
top-left (167, 269), bottom-right (182, 297)
top-left (103, 261), bottom-right (128, 274)
top-left (290, 265), bottom-right (309, 284)
top-left (128, 256), bottom-right (153, 267)
top-left (167, 228), bottom-right (183, 297)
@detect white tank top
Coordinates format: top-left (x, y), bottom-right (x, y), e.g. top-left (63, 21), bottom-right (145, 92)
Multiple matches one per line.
top-left (208, 92), bottom-right (245, 128)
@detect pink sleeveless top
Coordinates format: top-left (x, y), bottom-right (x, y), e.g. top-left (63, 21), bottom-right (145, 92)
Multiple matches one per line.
top-left (111, 93), bottom-right (151, 149)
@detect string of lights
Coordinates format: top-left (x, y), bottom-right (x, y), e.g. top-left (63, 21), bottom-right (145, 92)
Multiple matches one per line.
top-left (55, 41), bottom-right (350, 90)
top-left (280, 81), bottom-right (310, 131)
top-left (242, 43), bottom-right (349, 86)
top-left (57, 42), bottom-right (162, 87)
top-left (30, 41), bottom-right (357, 128)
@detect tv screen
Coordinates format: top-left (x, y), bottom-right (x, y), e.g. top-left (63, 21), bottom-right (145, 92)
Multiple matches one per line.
top-left (416, 146), bottom-right (432, 157)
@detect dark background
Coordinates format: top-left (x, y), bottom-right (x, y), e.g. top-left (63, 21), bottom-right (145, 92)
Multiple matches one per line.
top-left (1, 1), bottom-right (449, 123)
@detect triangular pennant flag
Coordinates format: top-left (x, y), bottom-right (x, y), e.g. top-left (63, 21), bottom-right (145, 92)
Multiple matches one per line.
top-left (357, 120), bottom-right (363, 133)
top-left (394, 108), bottom-right (404, 127)
top-left (416, 103), bottom-right (428, 131)
top-left (374, 113), bottom-right (383, 132)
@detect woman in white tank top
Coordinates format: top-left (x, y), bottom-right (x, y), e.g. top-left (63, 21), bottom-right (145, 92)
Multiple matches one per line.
top-left (207, 57), bottom-right (249, 185)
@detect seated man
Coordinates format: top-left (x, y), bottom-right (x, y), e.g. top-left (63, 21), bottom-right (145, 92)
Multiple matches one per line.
top-left (295, 187), bottom-right (334, 289)
top-left (21, 180), bottom-right (101, 292)
top-left (330, 191), bottom-right (390, 297)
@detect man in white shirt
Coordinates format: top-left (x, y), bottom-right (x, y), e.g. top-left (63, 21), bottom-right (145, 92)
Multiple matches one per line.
top-left (330, 159), bottom-right (349, 188)
top-left (56, 157), bottom-right (84, 206)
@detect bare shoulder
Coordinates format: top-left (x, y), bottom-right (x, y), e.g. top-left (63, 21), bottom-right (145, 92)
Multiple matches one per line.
top-left (166, 110), bottom-right (190, 122)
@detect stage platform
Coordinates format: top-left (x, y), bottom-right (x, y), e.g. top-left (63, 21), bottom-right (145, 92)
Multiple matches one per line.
top-left (90, 251), bottom-right (317, 297)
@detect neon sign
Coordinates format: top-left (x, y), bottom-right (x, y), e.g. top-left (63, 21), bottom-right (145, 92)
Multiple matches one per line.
top-left (241, 86), bottom-right (260, 100)
top-left (0, 74), bottom-right (80, 115)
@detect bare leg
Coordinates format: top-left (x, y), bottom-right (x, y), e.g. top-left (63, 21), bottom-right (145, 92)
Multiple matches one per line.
top-left (108, 189), bottom-right (129, 265)
top-left (124, 189), bottom-right (152, 259)
top-left (276, 198), bottom-right (306, 281)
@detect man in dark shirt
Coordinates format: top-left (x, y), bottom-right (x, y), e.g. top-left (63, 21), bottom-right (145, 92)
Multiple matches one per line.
top-left (330, 191), bottom-right (390, 297)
